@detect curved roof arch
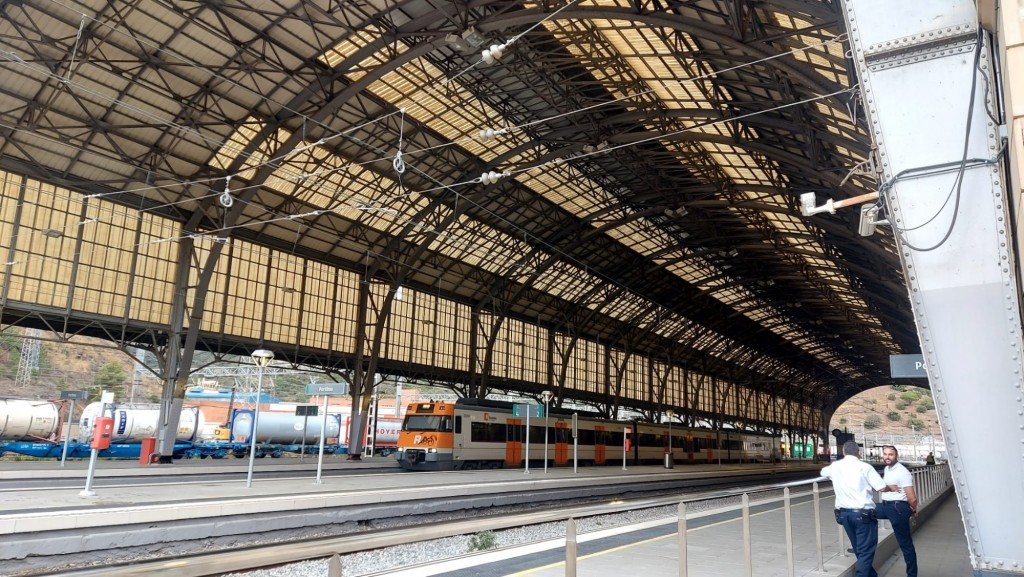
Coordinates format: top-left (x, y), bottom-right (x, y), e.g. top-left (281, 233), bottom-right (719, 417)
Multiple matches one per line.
top-left (0, 0), bottom-right (917, 414)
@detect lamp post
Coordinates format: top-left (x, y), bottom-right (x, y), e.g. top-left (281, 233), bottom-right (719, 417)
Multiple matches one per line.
top-left (541, 390), bottom-right (552, 473)
top-left (666, 409), bottom-right (675, 453)
top-left (246, 349), bottom-right (275, 488)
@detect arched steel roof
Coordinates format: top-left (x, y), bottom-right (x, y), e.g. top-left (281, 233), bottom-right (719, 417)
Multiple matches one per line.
top-left (0, 0), bottom-right (916, 410)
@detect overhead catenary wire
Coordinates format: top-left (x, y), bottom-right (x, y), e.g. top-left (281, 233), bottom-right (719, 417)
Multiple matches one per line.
top-left (2, 0), bottom-right (848, 224)
top-left (0, 5), bottom-right (872, 385)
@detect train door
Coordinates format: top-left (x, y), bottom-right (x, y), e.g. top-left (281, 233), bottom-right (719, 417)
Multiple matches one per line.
top-left (594, 426), bottom-right (606, 465)
top-left (686, 432), bottom-right (694, 463)
top-left (505, 418), bottom-right (523, 467)
top-left (554, 421), bottom-right (568, 465)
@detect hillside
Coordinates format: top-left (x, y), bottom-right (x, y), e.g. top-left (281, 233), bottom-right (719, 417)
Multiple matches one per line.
top-left (0, 328), bottom-right (162, 402)
top-left (829, 385), bottom-right (942, 447)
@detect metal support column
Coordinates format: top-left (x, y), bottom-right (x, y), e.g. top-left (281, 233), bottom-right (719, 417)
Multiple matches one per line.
top-left (841, 2), bottom-right (1024, 573)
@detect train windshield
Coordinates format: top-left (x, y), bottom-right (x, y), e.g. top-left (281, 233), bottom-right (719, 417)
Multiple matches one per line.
top-left (403, 415), bottom-right (447, 432)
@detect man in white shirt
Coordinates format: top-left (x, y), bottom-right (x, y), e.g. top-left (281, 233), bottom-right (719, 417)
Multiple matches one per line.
top-left (821, 440), bottom-right (889, 577)
top-left (876, 445), bottom-right (918, 577)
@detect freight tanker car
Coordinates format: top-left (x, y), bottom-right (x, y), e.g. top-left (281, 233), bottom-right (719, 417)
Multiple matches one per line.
top-left (339, 416), bottom-right (402, 456)
top-left (396, 399), bottom-right (781, 471)
top-left (0, 399), bottom-right (61, 441)
top-left (79, 402), bottom-right (203, 443)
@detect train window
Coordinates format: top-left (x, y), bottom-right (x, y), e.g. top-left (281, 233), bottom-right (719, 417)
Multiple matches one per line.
top-left (454, 416), bottom-right (462, 434)
top-left (578, 429), bottom-right (596, 445)
top-left (403, 415), bottom-right (443, 431)
top-left (507, 423), bottom-right (521, 443)
top-left (440, 416), bottom-right (452, 432)
top-left (471, 421), bottom-right (505, 443)
top-left (639, 432), bottom-right (660, 447)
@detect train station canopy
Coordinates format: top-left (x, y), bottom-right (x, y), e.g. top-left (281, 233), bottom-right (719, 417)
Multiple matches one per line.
top-left (0, 1), bottom-right (917, 418)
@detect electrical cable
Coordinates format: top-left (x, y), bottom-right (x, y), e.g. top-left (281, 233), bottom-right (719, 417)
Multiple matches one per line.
top-left (0, 7), bottom-right (872, 387)
top-left (894, 30), bottom-right (983, 253)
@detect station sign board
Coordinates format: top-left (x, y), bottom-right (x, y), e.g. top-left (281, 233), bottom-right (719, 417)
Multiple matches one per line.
top-left (295, 405), bottom-right (318, 417)
top-left (890, 354), bottom-right (927, 378)
top-left (513, 403), bottom-right (543, 418)
top-left (305, 382), bottom-right (349, 396)
top-left (60, 390), bottom-right (88, 400)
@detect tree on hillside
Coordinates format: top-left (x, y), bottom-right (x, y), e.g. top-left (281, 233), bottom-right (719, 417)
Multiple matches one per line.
top-left (91, 362), bottom-right (127, 401)
top-left (900, 391), bottom-right (921, 403)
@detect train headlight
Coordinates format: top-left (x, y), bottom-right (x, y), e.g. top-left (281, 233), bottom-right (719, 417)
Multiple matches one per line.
top-left (428, 448), bottom-right (437, 453)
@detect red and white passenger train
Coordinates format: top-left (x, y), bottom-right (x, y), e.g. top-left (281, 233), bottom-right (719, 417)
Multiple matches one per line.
top-left (396, 399), bottom-right (781, 471)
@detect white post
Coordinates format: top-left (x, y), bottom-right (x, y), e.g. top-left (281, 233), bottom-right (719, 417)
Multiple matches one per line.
top-left (79, 393), bottom-right (112, 497)
top-left (784, 487), bottom-right (795, 577)
top-left (622, 426), bottom-right (628, 471)
top-left (79, 446), bottom-right (99, 497)
top-left (60, 401), bottom-right (75, 467)
top-left (742, 493), bottom-right (752, 577)
top-left (315, 394), bottom-right (328, 484)
top-left (678, 501), bottom-right (688, 577)
top-left (565, 517), bottom-right (577, 577)
top-left (524, 410), bottom-right (531, 474)
top-left (246, 349), bottom-right (274, 488)
top-left (813, 482), bottom-right (824, 572)
top-left (300, 411), bottom-right (309, 461)
top-left (542, 391), bottom-right (552, 473)
top-left (572, 413), bottom-right (578, 474)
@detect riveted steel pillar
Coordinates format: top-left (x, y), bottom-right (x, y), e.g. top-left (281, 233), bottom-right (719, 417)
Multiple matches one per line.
top-left (842, 1), bottom-right (1023, 574)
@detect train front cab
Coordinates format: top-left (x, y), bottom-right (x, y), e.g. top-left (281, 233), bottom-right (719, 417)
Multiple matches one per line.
top-left (396, 402), bottom-right (455, 470)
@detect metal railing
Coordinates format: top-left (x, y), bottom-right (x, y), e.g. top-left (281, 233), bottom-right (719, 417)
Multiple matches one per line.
top-left (554, 464), bottom-right (953, 577)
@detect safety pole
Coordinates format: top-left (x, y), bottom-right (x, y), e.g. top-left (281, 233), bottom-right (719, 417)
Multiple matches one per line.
top-left (60, 401), bottom-right (75, 467)
top-left (813, 482), bottom-right (824, 572)
top-left (565, 517), bottom-right (577, 577)
top-left (784, 487), bottom-right (795, 577)
top-left (525, 411), bottom-right (531, 474)
top-left (315, 395), bottom-right (328, 484)
top-left (678, 501), bottom-right (688, 577)
top-left (742, 493), bottom-right (752, 577)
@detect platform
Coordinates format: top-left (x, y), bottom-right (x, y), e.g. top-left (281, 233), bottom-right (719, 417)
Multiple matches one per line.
top-left (0, 460), bottom-right (967, 577)
top-left (878, 494), bottom-right (972, 577)
top-left (464, 488), bottom-right (970, 577)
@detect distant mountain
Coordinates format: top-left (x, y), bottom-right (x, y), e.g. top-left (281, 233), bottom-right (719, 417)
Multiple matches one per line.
top-left (830, 385), bottom-right (942, 446)
top-left (0, 328), bottom-right (161, 401)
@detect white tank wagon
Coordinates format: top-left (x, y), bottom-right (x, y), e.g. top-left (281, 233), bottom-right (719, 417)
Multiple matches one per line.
top-left (230, 410), bottom-right (341, 445)
top-left (78, 402), bottom-right (203, 443)
top-left (340, 416), bottom-right (402, 446)
top-left (0, 399), bottom-right (61, 440)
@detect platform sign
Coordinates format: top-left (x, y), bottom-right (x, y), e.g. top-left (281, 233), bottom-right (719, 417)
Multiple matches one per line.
top-left (305, 382), bottom-right (349, 396)
top-left (295, 405), bottom-right (318, 416)
top-left (60, 390), bottom-right (88, 400)
top-left (890, 354), bottom-right (927, 378)
top-left (513, 403), bottom-right (542, 418)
